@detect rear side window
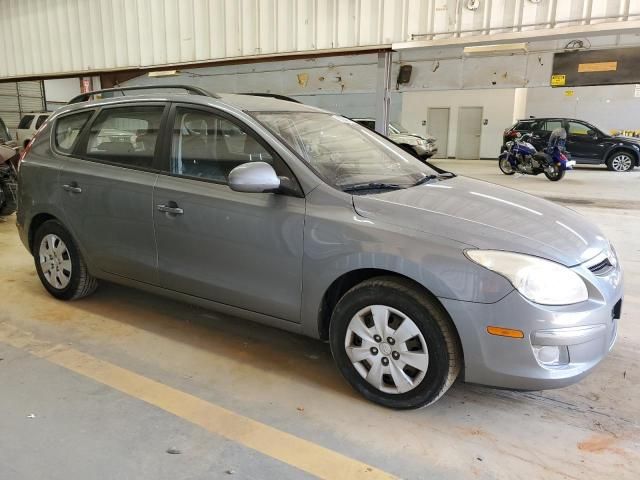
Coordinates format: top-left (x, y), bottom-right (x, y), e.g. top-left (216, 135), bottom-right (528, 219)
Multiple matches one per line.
top-left (18, 115), bottom-right (34, 129)
top-left (514, 121), bottom-right (533, 131)
top-left (55, 111), bottom-right (93, 154)
top-left (84, 106), bottom-right (164, 169)
top-left (35, 114), bottom-right (49, 129)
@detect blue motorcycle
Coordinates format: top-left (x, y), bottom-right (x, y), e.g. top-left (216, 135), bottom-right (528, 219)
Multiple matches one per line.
top-left (499, 128), bottom-right (575, 181)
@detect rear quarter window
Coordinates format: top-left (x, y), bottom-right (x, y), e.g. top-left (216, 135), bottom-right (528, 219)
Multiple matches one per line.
top-left (18, 115), bottom-right (35, 130)
top-left (54, 111), bottom-right (93, 154)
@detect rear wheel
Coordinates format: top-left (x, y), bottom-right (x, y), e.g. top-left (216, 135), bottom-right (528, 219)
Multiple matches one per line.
top-left (499, 157), bottom-right (515, 175)
top-left (544, 163), bottom-right (565, 181)
top-left (607, 152), bottom-right (634, 172)
top-left (329, 277), bottom-right (461, 409)
top-left (33, 220), bottom-right (98, 300)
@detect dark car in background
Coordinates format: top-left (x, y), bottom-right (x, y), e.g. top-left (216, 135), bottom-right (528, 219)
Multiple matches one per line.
top-left (504, 117), bottom-right (639, 172)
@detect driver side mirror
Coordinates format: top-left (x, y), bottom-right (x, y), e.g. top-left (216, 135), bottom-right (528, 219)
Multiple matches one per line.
top-left (228, 161), bottom-right (281, 193)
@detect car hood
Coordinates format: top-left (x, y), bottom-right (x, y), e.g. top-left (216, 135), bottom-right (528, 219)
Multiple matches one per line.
top-left (352, 176), bottom-right (608, 266)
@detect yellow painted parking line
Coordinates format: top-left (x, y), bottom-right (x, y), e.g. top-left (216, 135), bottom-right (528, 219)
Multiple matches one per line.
top-left (0, 322), bottom-right (397, 480)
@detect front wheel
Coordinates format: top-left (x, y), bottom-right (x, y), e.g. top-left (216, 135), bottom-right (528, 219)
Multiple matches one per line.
top-left (544, 163), bottom-right (565, 181)
top-left (329, 277), bottom-right (461, 409)
top-left (499, 157), bottom-right (515, 175)
top-left (607, 152), bottom-right (634, 172)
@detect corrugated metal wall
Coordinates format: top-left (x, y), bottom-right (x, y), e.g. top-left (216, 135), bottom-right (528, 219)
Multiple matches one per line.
top-left (1, 0), bottom-right (639, 79)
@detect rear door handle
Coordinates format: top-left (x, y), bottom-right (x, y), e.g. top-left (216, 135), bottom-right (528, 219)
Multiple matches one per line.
top-left (62, 184), bottom-right (82, 193)
top-left (157, 204), bottom-right (184, 215)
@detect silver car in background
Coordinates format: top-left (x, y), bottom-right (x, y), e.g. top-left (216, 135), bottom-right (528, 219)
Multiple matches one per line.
top-left (16, 86), bottom-right (622, 409)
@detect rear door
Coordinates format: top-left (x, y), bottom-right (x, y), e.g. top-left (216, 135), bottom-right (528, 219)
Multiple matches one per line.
top-left (152, 104), bottom-right (305, 322)
top-left (57, 103), bottom-right (168, 284)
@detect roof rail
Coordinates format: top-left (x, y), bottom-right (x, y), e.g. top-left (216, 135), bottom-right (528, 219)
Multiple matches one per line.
top-left (68, 84), bottom-right (218, 104)
top-left (241, 93), bottom-right (302, 104)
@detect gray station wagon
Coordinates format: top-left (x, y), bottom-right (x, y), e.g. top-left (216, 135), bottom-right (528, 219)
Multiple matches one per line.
top-left (17, 85), bottom-right (623, 409)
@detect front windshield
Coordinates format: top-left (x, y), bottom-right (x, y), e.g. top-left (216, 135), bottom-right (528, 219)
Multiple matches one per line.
top-left (253, 112), bottom-right (437, 190)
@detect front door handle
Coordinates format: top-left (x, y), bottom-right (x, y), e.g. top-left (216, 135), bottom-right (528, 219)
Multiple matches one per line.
top-left (62, 183), bottom-right (82, 194)
top-left (157, 203), bottom-right (184, 215)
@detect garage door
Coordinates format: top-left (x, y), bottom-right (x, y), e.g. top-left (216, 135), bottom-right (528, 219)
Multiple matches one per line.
top-left (0, 81), bottom-right (45, 138)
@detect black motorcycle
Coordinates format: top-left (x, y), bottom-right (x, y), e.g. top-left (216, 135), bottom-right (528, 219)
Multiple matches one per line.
top-left (0, 144), bottom-right (19, 216)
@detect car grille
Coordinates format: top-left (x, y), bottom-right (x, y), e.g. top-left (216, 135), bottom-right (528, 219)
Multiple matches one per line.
top-left (588, 257), bottom-right (614, 276)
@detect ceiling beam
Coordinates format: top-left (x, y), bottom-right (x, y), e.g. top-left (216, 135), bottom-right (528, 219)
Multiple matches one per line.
top-left (393, 20), bottom-right (640, 50)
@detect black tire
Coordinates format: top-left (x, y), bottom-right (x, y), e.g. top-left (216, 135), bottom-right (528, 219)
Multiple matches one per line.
top-left (544, 163), bottom-right (565, 181)
top-left (0, 181), bottom-right (17, 216)
top-left (606, 151), bottom-right (635, 172)
top-left (329, 276), bottom-right (461, 409)
top-left (499, 157), bottom-right (515, 175)
top-left (33, 219), bottom-right (98, 300)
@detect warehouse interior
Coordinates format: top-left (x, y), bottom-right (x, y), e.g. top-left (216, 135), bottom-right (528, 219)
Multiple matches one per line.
top-left (1, 1), bottom-right (639, 479)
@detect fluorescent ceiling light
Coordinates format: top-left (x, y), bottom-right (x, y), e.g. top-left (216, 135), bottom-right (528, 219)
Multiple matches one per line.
top-left (148, 70), bottom-right (178, 77)
top-left (463, 43), bottom-right (528, 56)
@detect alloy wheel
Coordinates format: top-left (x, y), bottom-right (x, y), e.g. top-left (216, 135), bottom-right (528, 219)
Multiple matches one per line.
top-left (344, 305), bottom-right (429, 394)
top-left (38, 234), bottom-right (72, 289)
top-left (611, 154), bottom-right (632, 172)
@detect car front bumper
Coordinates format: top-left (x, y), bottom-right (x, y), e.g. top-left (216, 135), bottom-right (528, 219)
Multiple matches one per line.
top-left (440, 257), bottom-right (623, 390)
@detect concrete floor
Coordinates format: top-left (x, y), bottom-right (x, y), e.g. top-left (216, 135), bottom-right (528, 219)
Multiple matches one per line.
top-left (0, 160), bottom-right (638, 479)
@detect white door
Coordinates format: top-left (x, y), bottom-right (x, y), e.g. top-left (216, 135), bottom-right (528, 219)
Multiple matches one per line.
top-left (456, 107), bottom-right (483, 159)
top-left (427, 108), bottom-right (449, 158)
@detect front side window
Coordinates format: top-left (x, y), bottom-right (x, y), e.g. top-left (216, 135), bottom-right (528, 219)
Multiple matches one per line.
top-left (567, 121), bottom-right (593, 136)
top-left (54, 111), bottom-right (93, 154)
top-left (84, 106), bottom-right (164, 168)
top-left (170, 107), bottom-right (273, 183)
top-left (18, 115), bottom-right (34, 130)
top-left (254, 112), bottom-right (436, 190)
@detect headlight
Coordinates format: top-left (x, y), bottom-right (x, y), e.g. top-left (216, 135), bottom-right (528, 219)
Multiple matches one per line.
top-left (466, 250), bottom-right (588, 305)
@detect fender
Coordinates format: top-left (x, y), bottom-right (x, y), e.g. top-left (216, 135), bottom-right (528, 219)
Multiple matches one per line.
top-left (603, 144), bottom-right (640, 165)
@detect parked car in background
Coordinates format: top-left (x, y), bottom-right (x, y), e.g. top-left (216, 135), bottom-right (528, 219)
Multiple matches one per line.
top-left (18, 86), bottom-right (622, 409)
top-left (504, 117), bottom-right (639, 172)
top-left (353, 118), bottom-right (437, 160)
top-left (17, 112), bottom-right (50, 149)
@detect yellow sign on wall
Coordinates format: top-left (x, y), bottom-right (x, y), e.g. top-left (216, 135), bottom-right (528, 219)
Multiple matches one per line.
top-left (564, 90), bottom-right (574, 96)
top-left (578, 61), bottom-right (618, 73)
top-left (551, 74), bottom-right (566, 86)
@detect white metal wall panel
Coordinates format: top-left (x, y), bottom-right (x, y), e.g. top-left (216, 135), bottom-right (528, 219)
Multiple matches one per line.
top-left (1, 0), bottom-right (639, 79)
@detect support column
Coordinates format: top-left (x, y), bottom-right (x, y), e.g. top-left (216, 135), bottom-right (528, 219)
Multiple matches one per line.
top-left (375, 51), bottom-right (392, 136)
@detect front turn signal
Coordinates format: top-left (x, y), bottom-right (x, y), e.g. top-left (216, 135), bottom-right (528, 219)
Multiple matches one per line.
top-left (486, 326), bottom-right (524, 339)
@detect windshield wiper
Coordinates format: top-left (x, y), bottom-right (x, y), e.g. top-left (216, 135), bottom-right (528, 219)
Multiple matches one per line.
top-left (412, 172), bottom-right (456, 187)
top-left (342, 182), bottom-right (405, 193)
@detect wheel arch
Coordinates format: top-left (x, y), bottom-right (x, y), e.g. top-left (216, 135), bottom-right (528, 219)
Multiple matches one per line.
top-left (316, 269), bottom-right (463, 363)
top-left (28, 212), bottom-right (58, 253)
top-left (606, 146), bottom-right (639, 166)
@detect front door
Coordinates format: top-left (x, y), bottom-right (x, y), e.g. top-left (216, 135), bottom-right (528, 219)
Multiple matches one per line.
top-left (57, 104), bottom-right (166, 284)
top-left (565, 120), bottom-right (606, 163)
top-left (153, 105), bottom-right (305, 322)
top-left (456, 107), bottom-right (482, 159)
top-left (427, 108), bottom-right (449, 158)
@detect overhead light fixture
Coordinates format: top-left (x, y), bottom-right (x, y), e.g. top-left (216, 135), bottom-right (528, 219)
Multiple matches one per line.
top-left (463, 43), bottom-right (528, 56)
top-left (148, 70), bottom-right (178, 77)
